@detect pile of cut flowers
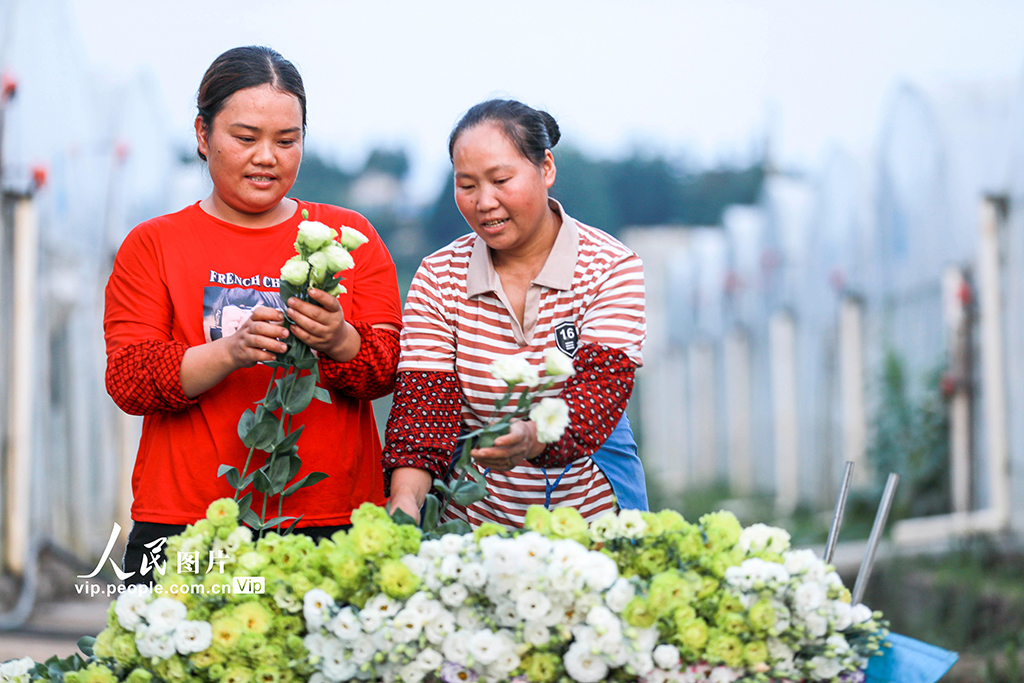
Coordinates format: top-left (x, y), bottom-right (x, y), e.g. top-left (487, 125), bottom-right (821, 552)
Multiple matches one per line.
top-left (2, 500), bottom-right (889, 683)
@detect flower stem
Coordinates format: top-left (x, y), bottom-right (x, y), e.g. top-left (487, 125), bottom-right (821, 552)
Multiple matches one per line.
top-left (235, 367), bottom-right (281, 501)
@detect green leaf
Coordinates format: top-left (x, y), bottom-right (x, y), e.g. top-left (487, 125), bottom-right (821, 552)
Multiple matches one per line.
top-left (77, 636), bottom-right (95, 657)
top-left (285, 514), bottom-right (306, 534)
top-left (283, 471), bottom-right (329, 496)
top-left (242, 413), bottom-right (282, 451)
top-left (218, 465), bottom-right (241, 490)
top-left (268, 455), bottom-right (295, 493)
top-left (261, 383), bottom-right (281, 411)
top-left (262, 515), bottom-right (297, 531)
top-left (432, 479), bottom-right (451, 496)
top-left (516, 391), bottom-right (533, 410)
top-left (274, 425), bottom-right (305, 454)
top-left (292, 354), bottom-right (319, 371)
top-left (252, 469), bottom-right (272, 494)
top-left (237, 492), bottom-right (253, 515)
top-left (431, 519), bottom-right (472, 537)
top-left (240, 507), bottom-right (261, 528)
top-left (468, 466), bottom-right (487, 486)
top-left (389, 507), bottom-right (418, 526)
top-left (282, 374), bottom-right (317, 414)
top-left (452, 481), bottom-right (488, 506)
top-left (237, 410), bottom-right (256, 442)
top-left (313, 385), bottom-right (332, 404)
top-left (280, 279), bottom-right (300, 303)
top-left (422, 494), bottom-right (440, 531)
top-left (48, 665), bottom-right (63, 683)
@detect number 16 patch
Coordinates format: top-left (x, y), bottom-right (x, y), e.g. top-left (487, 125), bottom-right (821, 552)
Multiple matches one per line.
top-left (554, 321), bottom-right (579, 357)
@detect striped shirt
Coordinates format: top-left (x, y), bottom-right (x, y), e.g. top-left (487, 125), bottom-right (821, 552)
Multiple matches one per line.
top-left (398, 200), bottom-right (646, 526)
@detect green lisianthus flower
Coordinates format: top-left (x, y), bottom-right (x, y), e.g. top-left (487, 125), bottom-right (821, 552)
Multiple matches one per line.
top-left (154, 655), bottom-right (188, 683)
top-left (295, 219), bottom-right (336, 254)
top-left (289, 573), bottom-right (313, 597)
top-left (91, 628), bottom-right (116, 659)
top-left (211, 615), bottom-right (246, 651)
top-left (322, 242), bottom-right (355, 273)
top-left (237, 550), bottom-right (268, 574)
top-left (674, 617), bottom-right (709, 654)
top-left (234, 600), bottom-right (273, 634)
top-left (704, 628), bottom-right (745, 668)
top-left (350, 518), bottom-right (395, 557)
top-left (328, 549), bottom-right (368, 591)
top-left (640, 512), bottom-right (664, 536)
top-left (222, 666), bottom-right (255, 683)
top-left (744, 640), bottom-right (770, 667)
top-left (111, 634), bottom-right (138, 667)
top-left (254, 666), bottom-right (282, 683)
top-left (670, 604), bottom-right (698, 632)
top-left (523, 652), bottom-right (562, 683)
top-left (622, 596), bottom-right (658, 628)
top-left (350, 502), bottom-right (390, 526)
top-left (648, 571), bottom-right (695, 617)
top-left (190, 649), bottom-right (224, 669)
top-left (748, 598), bottom-right (776, 633)
top-left (208, 664), bottom-right (226, 680)
top-left (125, 668), bottom-right (153, 683)
top-left (672, 526), bottom-right (705, 561)
top-left (378, 558), bottom-right (421, 598)
top-left (206, 498), bottom-right (240, 527)
top-left (473, 522), bottom-right (507, 542)
top-left (523, 506), bottom-right (552, 535)
top-left (339, 226), bottom-right (369, 251)
top-left (395, 523), bottom-right (422, 556)
top-left (715, 610), bottom-right (749, 637)
top-left (550, 507), bottom-right (589, 545)
top-left (699, 510), bottom-right (743, 551)
top-left (78, 663), bottom-right (117, 683)
top-left (271, 614), bottom-right (303, 638)
top-left (657, 509), bottom-right (689, 532)
top-left (635, 545), bottom-right (670, 577)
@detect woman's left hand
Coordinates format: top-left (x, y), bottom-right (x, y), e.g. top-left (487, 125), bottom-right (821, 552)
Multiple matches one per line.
top-left (471, 419), bottom-right (546, 471)
top-left (286, 288), bottom-right (360, 361)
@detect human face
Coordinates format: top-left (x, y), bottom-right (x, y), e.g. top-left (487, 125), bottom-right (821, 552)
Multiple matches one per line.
top-left (196, 84), bottom-right (303, 227)
top-left (452, 122), bottom-right (556, 256)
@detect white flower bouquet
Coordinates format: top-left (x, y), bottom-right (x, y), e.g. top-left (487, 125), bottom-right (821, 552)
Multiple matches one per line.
top-left (3, 499), bottom-right (893, 683)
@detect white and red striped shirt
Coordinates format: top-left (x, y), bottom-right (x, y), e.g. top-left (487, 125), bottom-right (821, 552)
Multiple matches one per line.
top-left (398, 200), bottom-right (645, 527)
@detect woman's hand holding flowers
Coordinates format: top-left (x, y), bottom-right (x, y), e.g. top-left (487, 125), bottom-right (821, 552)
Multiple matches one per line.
top-left (470, 418), bottom-right (545, 470)
top-left (285, 287), bottom-right (359, 362)
top-left (223, 306), bottom-right (290, 368)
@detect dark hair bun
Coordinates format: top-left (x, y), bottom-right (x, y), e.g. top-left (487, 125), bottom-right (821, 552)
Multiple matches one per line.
top-left (540, 111), bottom-right (560, 148)
top-left (448, 99), bottom-right (560, 166)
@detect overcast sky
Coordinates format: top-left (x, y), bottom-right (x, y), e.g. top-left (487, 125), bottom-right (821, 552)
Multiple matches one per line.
top-left (67, 0), bottom-right (1024, 203)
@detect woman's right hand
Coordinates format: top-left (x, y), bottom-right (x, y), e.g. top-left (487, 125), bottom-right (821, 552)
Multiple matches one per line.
top-left (224, 306), bottom-right (290, 368)
top-left (180, 307), bottom-right (289, 398)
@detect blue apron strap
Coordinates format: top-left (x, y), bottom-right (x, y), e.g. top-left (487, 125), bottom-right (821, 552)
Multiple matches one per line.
top-left (543, 464), bottom-right (573, 508)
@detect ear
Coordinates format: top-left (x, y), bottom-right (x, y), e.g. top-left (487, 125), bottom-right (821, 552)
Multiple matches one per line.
top-left (195, 116), bottom-right (209, 158)
top-left (542, 149), bottom-right (556, 189)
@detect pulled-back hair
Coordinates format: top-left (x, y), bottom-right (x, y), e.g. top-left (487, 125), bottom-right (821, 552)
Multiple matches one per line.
top-left (195, 46), bottom-right (306, 161)
top-left (448, 99), bottom-right (560, 166)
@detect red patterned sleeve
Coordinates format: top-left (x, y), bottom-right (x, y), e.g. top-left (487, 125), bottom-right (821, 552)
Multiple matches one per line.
top-left (105, 339), bottom-right (198, 415)
top-left (318, 321), bottom-right (400, 401)
top-left (381, 371), bottom-right (462, 496)
top-left (529, 343), bottom-right (636, 469)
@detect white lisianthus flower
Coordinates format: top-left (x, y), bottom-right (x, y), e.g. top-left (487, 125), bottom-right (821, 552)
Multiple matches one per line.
top-left (0, 657), bottom-right (36, 683)
top-left (523, 621), bottom-right (551, 646)
top-left (303, 589), bottom-right (336, 631)
top-left (803, 611), bottom-right (829, 638)
top-left (826, 634), bottom-right (851, 655)
top-left (135, 625), bottom-right (175, 659)
top-left (564, 642), bottom-right (610, 683)
top-left (296, 220), bottom-right (336, 253)
top-left (399, 663), bottom-right (427, 683)
top-left (328, 606), bottom-right (363, 640)
top-left (392, 608), bottom-right (425, 643)
top-left (439, 533), bottom-right (467, 555)
top-left (439, 581), bottom-right (469, 608)
top-left (627, 651), bottom-right (655, 677)
top-left (809, 655), bottom-right (842, 680)
top-left (441, 631), bottom-right (471, 666)
top-left (173, 620), bottom-right (213, 654)
top-left (708, 666), bottom-right (741, 683)
top-left (489, 356), bottom-right (535, 386)
top-left (516, 589), bottom-right (552, 621)
top-left (114, 587), bottom-right (151, 630)
top-left (830, 600), bottom-right (853, 631)
top-left (583, 552), bottom-right (619, 592)
top-left (544, 347), bottom-right (576, 377)
top-left (321, 639), bottom-right (357, 683)
top-left (851, 603), bottom-right (873, 624)
top-left (146, 597), bottom-right (187, 634)
top-left (307, 250), bottom-right (329, 284)
top-left (348, 635), bottom-right (376, 665)
top-left (322, 242), bottom-right (355, 273)
top-left (589, 511), bottom-right (621, 542)
top-left (652, 643), bottom-right (681, 670)
top-left (339, 225), bottom-right (369, 251)
top-left (618, 509), bottom-right (648, 538)
top-left (424, 610), bottom-right (456, 644)
top-left (530, 397), bottom-right (570, 443)
top-left (280, 255), bottom-right (310, 287)
top-left (604, 578), bottom-right (636, 613)
top-left (467, 629), bottom-right (504, 665)
top-left (738, 523), bottom-right (791, 554)
top-left (303, 632), bottom-right (330, 658)
top-left (459, 562), bottom-right (487, 589)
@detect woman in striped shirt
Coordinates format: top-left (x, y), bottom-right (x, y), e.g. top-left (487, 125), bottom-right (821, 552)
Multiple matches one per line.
top-left (383, 99), bottom-right (648, 528)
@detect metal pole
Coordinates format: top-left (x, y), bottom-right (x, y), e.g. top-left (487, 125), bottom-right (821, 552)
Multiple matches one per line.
top-left (852, 473), bottom-right (900, 604)
top-left (823, 461), bottom-right (855, 564)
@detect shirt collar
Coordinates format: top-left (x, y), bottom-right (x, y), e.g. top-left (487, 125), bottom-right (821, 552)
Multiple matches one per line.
top-left (466, 198), bottom-right (578, 298)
